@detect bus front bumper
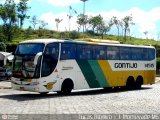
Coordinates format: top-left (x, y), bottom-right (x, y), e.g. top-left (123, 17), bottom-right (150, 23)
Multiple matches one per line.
top-left (11, 83), bottom-right (39, 92)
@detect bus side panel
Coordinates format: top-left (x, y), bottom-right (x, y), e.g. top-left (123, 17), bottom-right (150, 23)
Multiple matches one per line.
top-left (98, 60), bottom-right (156, 87)
top-left (53, 59), bottom-right (156, 91)
top-left (57, 60), bottom-right (90, 90)
top-left (76, 60), bottom-right (101, 88)
top-left (98, 60), bottom-right (126, 87)
top-left (144, 70), bottom-right (156, 84)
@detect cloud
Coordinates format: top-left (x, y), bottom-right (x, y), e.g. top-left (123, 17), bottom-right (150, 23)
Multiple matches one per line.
top-left (40, 12), bottom-right (78, 31)
top-left (40, 7), bottom-right (160, 39)
top-left (90, 7), bottom-right (160, 39)
top-left (126, 7), bottom-right (160, 39)
top-left (38, 0), bottom-right (81, 7)
top-left (14, 0), bottom-right (20, 3)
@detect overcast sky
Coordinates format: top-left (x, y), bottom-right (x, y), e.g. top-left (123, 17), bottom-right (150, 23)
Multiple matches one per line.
top-left (1, 0), bottom-right (160, 40)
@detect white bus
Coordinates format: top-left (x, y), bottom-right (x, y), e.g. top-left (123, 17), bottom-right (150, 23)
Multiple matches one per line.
top-left (11, 39), bottom-right (156, 94)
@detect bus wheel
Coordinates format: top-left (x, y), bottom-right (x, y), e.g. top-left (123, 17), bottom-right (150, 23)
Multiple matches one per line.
top-left (135, 76), bottom-right (143, 89)
top-left (126, 76), bottom-right (135, 90)
top-left (61, 79), bottom-right (74, 95)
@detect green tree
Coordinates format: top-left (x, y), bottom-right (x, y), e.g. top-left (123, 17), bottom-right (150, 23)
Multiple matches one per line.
top-left (0, 0), bottom-right (17, 41)
top-left (39, 20), bottom-right (48, 29)
top-left (89, 15), bottom-right (103, 33)
top-left (30, 16), bottom-right (38, 29)
top-left (122, 15), bottom-right (135, 41)
top-left (0, 42), bottom-right (6, 51)
top-left (55, 18), bottom-right (63, 31)
top-left (110, 16), bottom-right (122, 39)
top-left (77, 14), bottom-right (88, 32)
top-left (97, 21), bottom-right (111, 39)
top-left (143, 31), bottom-right (148, 39)
top-left (17, 0), bottom-right (30, 28)
top-left (77, 14), bottom-right (83, 32)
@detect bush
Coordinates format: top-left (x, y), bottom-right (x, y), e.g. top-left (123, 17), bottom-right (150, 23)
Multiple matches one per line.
top-left (157, 58), bottom-right (160, 69)
top-left (86, 30), bottom-right (95, 35)
top-left (60, 32), bottom-right (69, 39)
top-left (0, 32), bottom-right (6, 43)
top-left (156, 58), bottom-right (160, 75)
top-left (0, 42), bottom-right (6, 51)
top-left (69, 31), bottom-right (80, 39)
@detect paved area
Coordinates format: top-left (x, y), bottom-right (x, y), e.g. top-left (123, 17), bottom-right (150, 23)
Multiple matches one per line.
top-left (0, 80), bottom-right (160, 114)
top-left (0, 79), bottom-right (160, 119)
top-left (0, 80), bottom-right (11, 89)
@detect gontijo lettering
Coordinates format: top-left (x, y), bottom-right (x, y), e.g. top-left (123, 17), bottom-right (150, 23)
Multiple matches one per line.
top-left (115, 63), bottom-right (137, 68)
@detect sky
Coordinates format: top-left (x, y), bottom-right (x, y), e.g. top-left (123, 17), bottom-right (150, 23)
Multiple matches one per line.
top-left (1, 0), bottom-right (160, 40)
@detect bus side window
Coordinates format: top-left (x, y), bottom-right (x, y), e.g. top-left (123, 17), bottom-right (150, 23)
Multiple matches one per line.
top-left (132, 48), bottom-right (138, 60)
top-left (142, 48), bottom-right (148, 60)
top-left (44, 44), bottom-right (59, 60)
top-left (93, 45), bottom-right (106, 60)
top-left (42, 43), bottom-right (59, 77)
top-left (120, 47), bottom-right (131, 60)
top-left (77, 44), bottom-right (92, 60)
top-left (107, 46), bottom-right (119, 60)
top-left (60, 43), bottom-right (76, 60)
top-left (132, 48), bottom-right (147, 60)
top-left (148, 48), bottom-right (155, 60)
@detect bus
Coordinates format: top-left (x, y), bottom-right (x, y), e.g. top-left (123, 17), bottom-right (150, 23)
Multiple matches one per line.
top-left (11, 39), bottom-right (156, 94)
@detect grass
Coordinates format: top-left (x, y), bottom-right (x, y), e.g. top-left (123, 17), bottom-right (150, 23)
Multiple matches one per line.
top-left (4, 29), bottom-right (160, 47)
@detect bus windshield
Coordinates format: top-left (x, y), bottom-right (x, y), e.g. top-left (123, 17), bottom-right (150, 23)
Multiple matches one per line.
top-left (15, 43), bottom-right (44, 55)
top-left (13, 43), bottom-right (44, 78)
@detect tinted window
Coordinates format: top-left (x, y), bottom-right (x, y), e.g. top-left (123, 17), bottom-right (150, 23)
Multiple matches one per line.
top-left (142, 48), bottom-right (148, 60)
top-left (120, 47), bottom-right (132, 60)
top-left (44, 43), bottom-right (59, 60)
top-left (42, 43), bottom-right (59, 77)
top-left (107, 46), bottom-right (119, 60)
top-left (77, 44), bottom-right (92, 59)
top-left (93, 45), bottom-right (107, 60)
top-left (131, 48), bottom-right (141, 60)
top-left (131, 48), bottom-right (155, 61)
top-left (148, 48), bottom-right (155, 60)
top-left (16, 43), bottom-right (44, 55)
top-left (60, 43), bottom-right (76, 60)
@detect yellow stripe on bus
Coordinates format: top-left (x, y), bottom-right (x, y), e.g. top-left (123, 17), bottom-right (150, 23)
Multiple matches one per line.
top-left (98, 60), bottom-right (155, 87)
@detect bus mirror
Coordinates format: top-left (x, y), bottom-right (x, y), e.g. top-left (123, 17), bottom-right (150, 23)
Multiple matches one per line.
top-left (34, 52), bottom-right (42, 66)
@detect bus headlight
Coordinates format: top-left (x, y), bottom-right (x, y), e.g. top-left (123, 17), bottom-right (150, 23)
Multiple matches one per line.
top-left (34, 88), bottom-right (39, 91)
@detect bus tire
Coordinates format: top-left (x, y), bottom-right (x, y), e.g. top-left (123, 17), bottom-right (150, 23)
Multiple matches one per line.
top-left (126, 76), bottom-right (135, 90)
top-left (135, 76), bottom-right (143, 89)
top-left (61, 79), bottom-right (74, 95)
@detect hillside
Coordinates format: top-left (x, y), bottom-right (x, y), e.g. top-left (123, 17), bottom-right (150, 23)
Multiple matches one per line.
top-left (4, 29), bottom-right (160, 52)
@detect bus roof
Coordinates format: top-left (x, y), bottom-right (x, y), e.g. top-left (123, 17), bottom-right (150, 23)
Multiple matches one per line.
top-left (20, 39), bottom-right (63, 44)
top-left (20, 39), bottom-right (155, 49)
